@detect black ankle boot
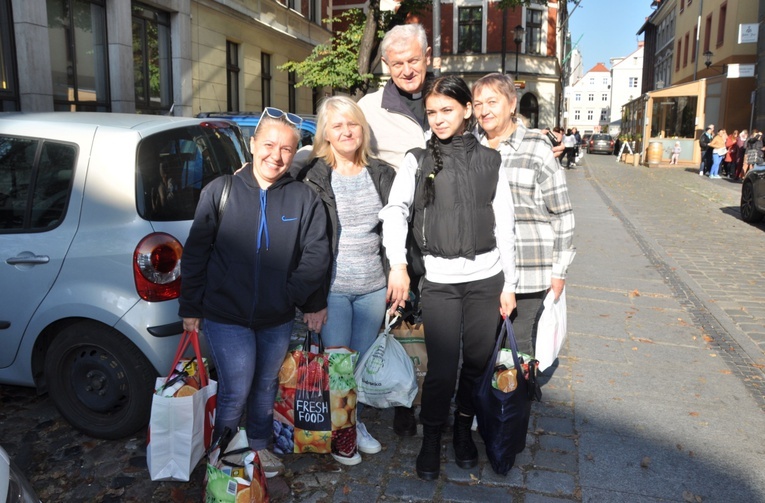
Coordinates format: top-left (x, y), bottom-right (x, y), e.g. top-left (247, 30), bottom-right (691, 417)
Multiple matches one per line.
top-left (416, 424), bottom-right (442, 480)
top-left (394, 406), bottom-right (417, 437)
top-left (453, 411), bottom-right (478, 468)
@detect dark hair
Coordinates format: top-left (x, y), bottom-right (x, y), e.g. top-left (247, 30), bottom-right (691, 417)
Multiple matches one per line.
top-left (422, 76), bottom-right (473, 206)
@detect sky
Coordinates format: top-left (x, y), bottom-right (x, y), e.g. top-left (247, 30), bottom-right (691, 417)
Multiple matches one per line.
top-left (567, 0), bottom-right (655, 72)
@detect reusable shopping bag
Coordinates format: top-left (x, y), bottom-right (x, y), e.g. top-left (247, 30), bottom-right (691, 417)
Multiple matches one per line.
top-left (535, 288), bottom-right (568, 372)
top-left (272, 332), bottom-right (359, 460)
top-left (472, 318), bottom-right (534, 476)
top-left (147, 330), bottom-right (217, 481)
top-left (355, 313), bottom-right (418, 409)
top-left (390, 315), bottom-right (427, 406)
top-left (205, 428), bottom-right (269, 503)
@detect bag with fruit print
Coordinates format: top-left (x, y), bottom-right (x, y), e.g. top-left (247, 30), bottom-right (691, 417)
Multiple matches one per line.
top-left (205, 427), bottom-right (269, 503)
top-left (273, 331), bottom-right (359, 462)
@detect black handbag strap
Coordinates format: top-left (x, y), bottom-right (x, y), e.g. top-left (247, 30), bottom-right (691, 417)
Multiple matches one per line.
top-left (302, 330), bottom-right (325, 355)
top-left (493, 317), bottom-right (522, 372)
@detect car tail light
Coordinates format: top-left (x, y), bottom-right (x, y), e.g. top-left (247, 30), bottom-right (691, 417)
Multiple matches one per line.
top-left (134, 232), bottom-right (183, 301)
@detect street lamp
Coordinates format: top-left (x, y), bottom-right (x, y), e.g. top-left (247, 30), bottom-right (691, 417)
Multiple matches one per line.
top-left (513, 24), bottom-right (525, 81)
top-left (702, 50), bottom-right (726, 74)
top-left (703, 50), bottom-right (714, 68)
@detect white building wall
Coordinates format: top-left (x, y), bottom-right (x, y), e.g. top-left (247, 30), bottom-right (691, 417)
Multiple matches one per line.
top-left (610, 45), bottom-right (644, 126)
top-left (565, 66), bottom-right (611, 134)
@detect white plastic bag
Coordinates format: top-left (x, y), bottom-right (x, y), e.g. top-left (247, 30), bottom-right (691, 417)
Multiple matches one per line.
top-left (535, 288), bottom-right (567, 372)
top-left (355, 313), bottom-right (418, 408)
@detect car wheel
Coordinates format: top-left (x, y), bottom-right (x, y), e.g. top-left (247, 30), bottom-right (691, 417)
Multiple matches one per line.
top-left (44, 321), bottom-right (157, 439)
top-left (740, 180), bottom-right (764, 223)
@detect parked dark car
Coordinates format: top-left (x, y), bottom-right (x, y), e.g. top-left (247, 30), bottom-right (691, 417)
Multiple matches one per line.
top-left (588, 134), bottom-right (615, 155)
top-left (740, 164), bottom-right (765, 223)
top-left (196, 111), bottom-right (317, 149)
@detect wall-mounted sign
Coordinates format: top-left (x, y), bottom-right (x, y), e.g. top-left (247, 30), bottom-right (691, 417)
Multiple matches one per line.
top-left (738, 24), bottom-right (758, 44)
top-left (728, 64), bottom-right (755, 78)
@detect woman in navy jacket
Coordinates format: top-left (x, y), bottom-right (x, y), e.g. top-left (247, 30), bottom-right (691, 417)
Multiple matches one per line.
top-left (179, 110), bottom-right (330, 478)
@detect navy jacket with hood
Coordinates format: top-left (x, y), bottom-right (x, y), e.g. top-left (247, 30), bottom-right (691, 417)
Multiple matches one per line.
top-left (179, 165), bottom-right (330, 329)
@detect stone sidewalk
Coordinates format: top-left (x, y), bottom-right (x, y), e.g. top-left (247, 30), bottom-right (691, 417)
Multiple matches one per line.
top-left (2, 152), bottom-right (764, 502)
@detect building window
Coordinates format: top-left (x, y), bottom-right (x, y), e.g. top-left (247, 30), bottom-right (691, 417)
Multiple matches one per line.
top-left (692, 25), bottom-right (697, 62)
top-left (458, 7), bottom-right (482, 53)
top-left (525, 8), bottom-right (543, 55)
top-left (717, 3), bottom-right (726, 47)
top-left (588, 93), bottom-right (594, 101)
top-left (0, 0), bottom-right (19, 111)
top-left (587, 110), bottom-right (593, 121)
top-left (703, 14), bottom-right (712, 53)
top-left (676, 40), bottom-right (681, 71)
top-left (603, 77), bottom-right (609, 85)
top-left (680, 0), bottom-right (684, 12)
top-left (683, 32), bottom-right (689, 67)
top-left (308, 0), bottom-right (317, 22)
top-left (48, 0), bottom-right (110, 112)
top-left (261, 52), bottom-right (271, 108)
top-left (575, 93), bottom-right (581, 102)
top-left (574, 110), bottom-right (580, 120)
top-left (226, 41), bottom-right (240, 112)
top-left (589, 77), bottom-right (594, 85)
top-left (600, 109), bottom-right (608, 121)
top-left (601, 93), bottom-right (608, 101)
top-left (288, 70), bottom-right (297, 113)
top-left (629, 77), bottom-right (639, 87)
top-left (133, 3), bottom-right (173, 114)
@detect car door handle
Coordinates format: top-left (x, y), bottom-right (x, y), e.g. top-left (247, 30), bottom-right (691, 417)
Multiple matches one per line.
top-left (6, 255), bottom-right (51, 265)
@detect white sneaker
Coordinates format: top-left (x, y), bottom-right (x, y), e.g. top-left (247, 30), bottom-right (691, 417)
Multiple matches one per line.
top-left (356, 422), bottom-right (382, 454)
top-left (331, 451), bottom-right (362, 465)
top-left (257, 448), bottom-right (285, 478)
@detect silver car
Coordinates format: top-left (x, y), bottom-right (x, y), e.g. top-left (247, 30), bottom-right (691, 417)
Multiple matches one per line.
top-left (0, 113), bottom-right (248, 439)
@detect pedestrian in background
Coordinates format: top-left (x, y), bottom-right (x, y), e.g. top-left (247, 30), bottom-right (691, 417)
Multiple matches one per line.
top-left (670, 142), bottom-right (681, 165)
top-left (724, 129), bottom-right (738, 177)
top-left (380, 75), bottom-right (517, 481)
top-left (563, 129), bottom-right (577, 168)
top-left (744, 129), bottom-right (763, 176)
top-left (708, 129), bottom-right (727, 179)
top-left (295, 96), bottom-right (396, 465)
top-left (735, 130), bottom-right (748, 180)
top-left (179, 109), bottom-right (331, 478)
top-left (699, 124), bottom-right (714, 176)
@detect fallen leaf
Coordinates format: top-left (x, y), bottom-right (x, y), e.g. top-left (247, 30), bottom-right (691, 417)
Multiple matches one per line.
top-left (719, 369), bottom-right (732, 375)
top-left (631, 347), bottom-right (638, 351)
top-left (640, 456), bottom-right (651, 468)
top-left (629, 289), bottom-right (641, 297)
top-left (709, 353), bottom-right (717, 357)
top-left (703, 335), bottom-right (713, 342)
top-left (689, 411), bottom-right (699, 417)
top-left (343, 485), bottom-right (352, 495)
top-left (635, 338), bottom-right (654, 344)
top-left (585, 453), bottom-right (594, 461)
top-left (676, 443), bottom-right (683, 450)
top-left (469, 473), bottom-right (479, 482)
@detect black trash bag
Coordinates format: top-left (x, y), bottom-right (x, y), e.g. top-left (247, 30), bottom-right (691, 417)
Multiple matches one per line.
top-left (472, 317), bottom-right (533, 476)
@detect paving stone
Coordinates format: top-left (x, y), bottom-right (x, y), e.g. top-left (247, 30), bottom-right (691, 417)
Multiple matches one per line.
top-left (525, 469), bottom-right (577, 496)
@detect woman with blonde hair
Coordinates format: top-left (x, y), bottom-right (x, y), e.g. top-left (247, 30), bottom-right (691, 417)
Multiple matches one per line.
top-left (296, 96), bottom-right (397, 465)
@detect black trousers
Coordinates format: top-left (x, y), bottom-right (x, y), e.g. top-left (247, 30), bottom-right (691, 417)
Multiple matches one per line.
top-left (418, 272), bottom-right (503, 426)
top-left (510, 290), bottom-right (546, 356)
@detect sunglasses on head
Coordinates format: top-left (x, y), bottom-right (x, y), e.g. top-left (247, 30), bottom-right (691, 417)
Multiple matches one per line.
top-left (261, 107), bottom-right (303, 128)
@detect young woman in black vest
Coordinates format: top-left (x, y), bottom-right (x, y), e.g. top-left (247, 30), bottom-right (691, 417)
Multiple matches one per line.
top-left (379, 75), bottom-right (518, 480)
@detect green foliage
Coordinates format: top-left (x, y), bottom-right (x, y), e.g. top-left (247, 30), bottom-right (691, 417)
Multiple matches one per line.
top-left (279, 10), bottom-right (376, 94)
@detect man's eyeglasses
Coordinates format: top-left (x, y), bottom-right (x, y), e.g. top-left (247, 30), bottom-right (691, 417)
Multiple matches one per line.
top-left (261, 107), bottom-right (303, 129)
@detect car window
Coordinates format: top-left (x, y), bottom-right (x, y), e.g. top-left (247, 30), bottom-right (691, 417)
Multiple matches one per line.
top-left (0, 136), bottom-right (76, 231)
top-left (136, 123), bottom-right (248, 221)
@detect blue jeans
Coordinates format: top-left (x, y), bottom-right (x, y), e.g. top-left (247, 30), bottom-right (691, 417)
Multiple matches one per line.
top-left (321, 287), bottom-right (386, 418)
top-left (204, 319), bottom-right (293, 451)
top-left (711, 153), bottom-right (723, 176)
